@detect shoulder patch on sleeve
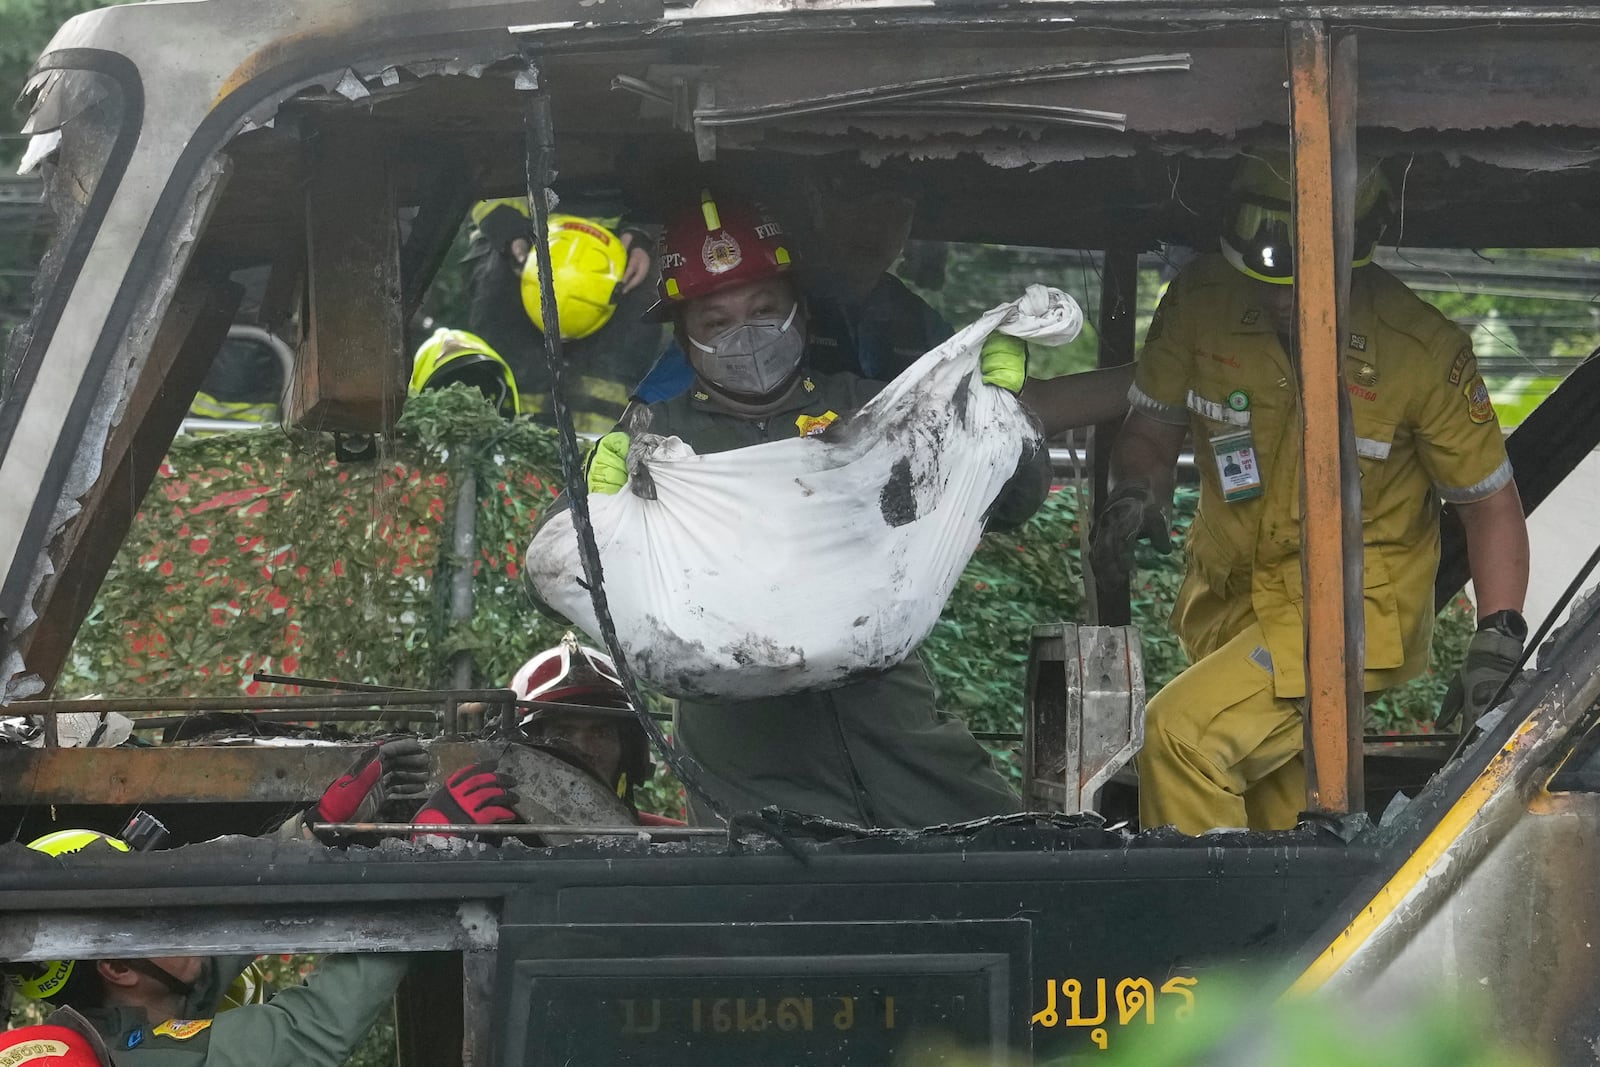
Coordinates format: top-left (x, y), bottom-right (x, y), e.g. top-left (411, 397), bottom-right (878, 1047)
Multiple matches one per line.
top-left (152, 1019), bottom-right (212, 1040)
top-left (1464, 374), bottom-right (1496, 424)
top-left (1448, 346), bottom-right (1476, 387)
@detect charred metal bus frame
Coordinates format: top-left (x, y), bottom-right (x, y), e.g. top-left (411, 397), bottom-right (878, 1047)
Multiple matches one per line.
top-left (4, 0), bottom-right (1600, 1063)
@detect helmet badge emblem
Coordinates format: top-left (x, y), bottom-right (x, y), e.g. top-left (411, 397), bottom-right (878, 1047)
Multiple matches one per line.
top-left (702, 231), bottom-right (743, 274)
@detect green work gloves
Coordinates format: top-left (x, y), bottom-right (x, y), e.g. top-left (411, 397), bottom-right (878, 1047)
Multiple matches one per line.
top-left (1089, 483), bottom-right (1173, 585)
top-left (1436, 617), bottom-right (1524, 732)
top-left (586, 431), bottom-right (630, 495)
top-left (980, 334), bottom-right (1027, 394)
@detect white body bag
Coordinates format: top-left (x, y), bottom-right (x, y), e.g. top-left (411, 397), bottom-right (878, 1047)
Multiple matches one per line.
top-left (526, 285), bottom-right (1083, 700)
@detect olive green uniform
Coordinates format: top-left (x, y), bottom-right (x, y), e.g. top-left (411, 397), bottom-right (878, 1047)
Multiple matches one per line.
top-left (623, 371), bottom-right (1034, 828)
top-left (81, 954), bottom-right (408, 1066)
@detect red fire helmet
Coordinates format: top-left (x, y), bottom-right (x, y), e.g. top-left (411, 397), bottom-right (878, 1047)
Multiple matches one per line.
top-left (650, 190), bottom-right (793, 318)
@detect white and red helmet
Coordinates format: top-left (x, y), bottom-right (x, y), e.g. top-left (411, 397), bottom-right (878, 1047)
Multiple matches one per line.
top-left (649, 190), bottom-right (793, 319)
top-left (509, 633), bottom-right (652, 798)
top-left (511, 632), bottom-right (630, 714)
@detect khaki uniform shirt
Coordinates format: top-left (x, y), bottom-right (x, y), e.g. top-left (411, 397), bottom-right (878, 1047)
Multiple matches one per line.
top-left (1131, 254), bottom-right (1512, 697)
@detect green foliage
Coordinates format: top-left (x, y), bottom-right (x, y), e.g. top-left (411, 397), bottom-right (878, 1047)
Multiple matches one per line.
top-left (1082, 979), bottom-right (1544, 1067)
top-left (56, 387), bottom-right (575, 699)
top-left (898, 245), bottom-right (1124, 377)
top-left (62, 393), bottom-right (1456, 802)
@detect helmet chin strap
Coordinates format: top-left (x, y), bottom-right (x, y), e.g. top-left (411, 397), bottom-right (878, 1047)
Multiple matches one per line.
top-left (124, 959), bottom-right (196, 999)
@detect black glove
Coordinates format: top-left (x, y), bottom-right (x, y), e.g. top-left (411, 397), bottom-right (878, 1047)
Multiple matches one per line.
top-left (1089, 483), bottom-right (1173, 585)
top-left (476, 203), bottom-right (535, 255)
top-left (1436, 612), bottom-right (1525, 733)
top-left (314, 737), bottom-right (431, 824)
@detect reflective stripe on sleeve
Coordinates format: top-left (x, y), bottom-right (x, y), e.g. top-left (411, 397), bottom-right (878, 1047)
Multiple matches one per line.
top-left (1129, 383), bottom-right (1189, 426)
top-left (1437, 458), bottom-right (1514, 504)
top-left (1185, 390), bottom-right (1251, 427)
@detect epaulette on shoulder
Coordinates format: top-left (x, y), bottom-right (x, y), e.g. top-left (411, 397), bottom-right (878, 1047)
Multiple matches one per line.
top-left (1361, 265), bottom-right (1463, 353)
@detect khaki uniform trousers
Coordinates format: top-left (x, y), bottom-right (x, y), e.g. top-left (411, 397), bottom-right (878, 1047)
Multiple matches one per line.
top-left (1136, 620), bottom-right (1307, 834)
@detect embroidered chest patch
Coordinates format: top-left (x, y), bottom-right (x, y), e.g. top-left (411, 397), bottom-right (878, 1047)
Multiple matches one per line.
top-left (795, 411), bottom-right (840, 437)
top-left (152, 1019), bottom-right (213, 1041)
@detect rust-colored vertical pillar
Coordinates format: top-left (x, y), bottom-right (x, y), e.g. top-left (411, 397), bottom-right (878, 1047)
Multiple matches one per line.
top-left (1288, 20), bottom-right (1365, 816)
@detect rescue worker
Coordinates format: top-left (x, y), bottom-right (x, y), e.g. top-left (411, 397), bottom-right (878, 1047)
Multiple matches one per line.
top-left (628, 167), bottom-right (1132, 434)
top-left (507, 633), bottom-right (681, 825)
top-left (446, 634), bottom-right (683, 829)
top-left (466, 199), bottom-right (662, 430)
top-left (408, 327), bottom-right (521, 420)
top-left (629, 163), bottom-right (949, 404)
top-left (187, 334), bottom-right (285, 426)
top-left (52, 952), bottom-right (406, 1066)
top-left (1092, 152), bottom-right (1530, 835)
top-left (2, 831), bottom-right (409, 1066)
top-left (571, 191), bottom-right (1125, 828)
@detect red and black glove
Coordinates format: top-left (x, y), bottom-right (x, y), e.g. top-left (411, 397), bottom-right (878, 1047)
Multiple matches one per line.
top-left (315, 738), bottom-right (431, 824)
top-left (412, 761), bottom-right (520, 840)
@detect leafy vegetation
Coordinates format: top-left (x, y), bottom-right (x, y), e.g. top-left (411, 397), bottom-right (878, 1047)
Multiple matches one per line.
top-left (58, 387), bottom-right (1463, 813)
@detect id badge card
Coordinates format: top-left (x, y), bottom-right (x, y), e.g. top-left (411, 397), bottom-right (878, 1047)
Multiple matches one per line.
top-left (1211, 429), bottom-right (1264, 502)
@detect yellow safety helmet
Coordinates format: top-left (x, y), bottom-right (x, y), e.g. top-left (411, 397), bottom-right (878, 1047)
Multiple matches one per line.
top-left (4, 830), bottom-right (130, 1001)
top-left (519, 215), bottom-right (628, 341)
top-left (1220, 150), bottom-right (1394, 285)
top-left (409, 327), bottom-right (520, 419)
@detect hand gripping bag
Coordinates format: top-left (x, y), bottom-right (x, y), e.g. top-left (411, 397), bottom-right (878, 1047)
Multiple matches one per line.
top-left (526, 285), bottom-right (1083, 700)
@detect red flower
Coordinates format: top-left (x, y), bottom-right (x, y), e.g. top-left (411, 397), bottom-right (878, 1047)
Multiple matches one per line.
top-left (189, 537), bottom-right (211, 554)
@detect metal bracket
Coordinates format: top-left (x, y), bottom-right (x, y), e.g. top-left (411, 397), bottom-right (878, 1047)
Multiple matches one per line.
top-left (332, 431), bottom-right (378, 463)
top-left (1023, 623), bottom-right (1146, 814)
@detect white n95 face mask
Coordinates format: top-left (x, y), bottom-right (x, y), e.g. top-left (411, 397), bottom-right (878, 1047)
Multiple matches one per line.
top-left (687, 304), bottom-right (804, 396)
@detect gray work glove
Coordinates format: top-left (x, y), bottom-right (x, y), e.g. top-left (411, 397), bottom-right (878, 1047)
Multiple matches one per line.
top-left (1089, 483), bottom-right (1173, 585)
top-left (1436, 626), bottom-right (1523, 733)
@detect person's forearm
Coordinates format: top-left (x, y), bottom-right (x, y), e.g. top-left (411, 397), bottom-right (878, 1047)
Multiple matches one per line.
top-left (1020, 364), bottom-right (1134, 437)
top-left (1458, 481), bottom-right (1529, 618)
top-left (1109, 412), bottom-right (1185, 505)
